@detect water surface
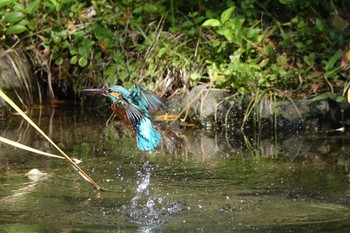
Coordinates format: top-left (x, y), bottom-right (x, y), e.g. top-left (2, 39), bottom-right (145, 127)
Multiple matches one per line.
top-left (1, 105), bottom-right (350, 232)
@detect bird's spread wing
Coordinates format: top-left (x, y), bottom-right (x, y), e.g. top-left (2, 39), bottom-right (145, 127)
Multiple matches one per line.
top-left (129, 84), bottom-right (163, 112)
top-left (122, 101), bottom-right (145, 127)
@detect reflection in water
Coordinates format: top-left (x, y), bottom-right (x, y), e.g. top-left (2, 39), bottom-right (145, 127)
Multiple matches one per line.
top-left (1, 105), bottom-right (350, 165)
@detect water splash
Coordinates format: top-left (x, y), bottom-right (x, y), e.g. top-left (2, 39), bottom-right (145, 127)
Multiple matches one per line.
top-left (126, 161), bottom-right (184, 226)
top-left (127, 161), bottom-right (164, 225)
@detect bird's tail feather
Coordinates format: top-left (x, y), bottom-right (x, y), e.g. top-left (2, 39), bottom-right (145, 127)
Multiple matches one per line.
top-left (136, 117), bottom-right (161, 151)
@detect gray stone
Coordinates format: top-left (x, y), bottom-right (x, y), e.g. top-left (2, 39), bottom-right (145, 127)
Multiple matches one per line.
top-left (182, 84), bottom-right (229, 123)
top-left (260, 99), bottom-right (329, 121)
top-left (0, 48), bottom-right (34, 107)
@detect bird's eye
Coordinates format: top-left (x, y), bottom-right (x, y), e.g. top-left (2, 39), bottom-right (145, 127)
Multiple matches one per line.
top-left (108, 89), bottom-right (113, 93)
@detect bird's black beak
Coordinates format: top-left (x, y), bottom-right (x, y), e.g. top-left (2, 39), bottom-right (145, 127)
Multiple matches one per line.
top-left (80, 88), bottom-right (103, 93)
top-left (80, 88), bottom-right (109, 96)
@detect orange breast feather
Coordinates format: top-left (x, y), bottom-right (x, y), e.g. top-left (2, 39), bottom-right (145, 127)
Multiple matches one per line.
top-left (110, 93), bottom-right (135, 133)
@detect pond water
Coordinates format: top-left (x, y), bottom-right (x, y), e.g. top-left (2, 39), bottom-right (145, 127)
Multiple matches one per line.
top-left (1, 104), bottom-right (350, 233)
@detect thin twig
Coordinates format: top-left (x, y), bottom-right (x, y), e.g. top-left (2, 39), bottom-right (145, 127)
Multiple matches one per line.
top-left (0, 136), bottom-right (65, 160)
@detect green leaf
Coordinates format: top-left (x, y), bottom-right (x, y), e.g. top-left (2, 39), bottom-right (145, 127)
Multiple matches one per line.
top-left (262, 45), bottom-right (273, 57)
top-left (133, 6), bottom-right (142, 14)
top-left (194, 16), bottom-right (206, 24)
top-left (324, 49), bottom-right (342, 71)
top-left (325, 67), bottom-right (340, 79)
top-left (232, 31), bottom-right (243, 45)
top-left (61, 40), bottom-right (69, 49)
top-left (157, 47), bottom-right (168, 57)
top-left (112, 52), bottom-right (124, 63)
top-left (202, 19), bottom-right (221, 27)
top-left (144, 3), bottom-right (157, 13)
top-left (105, 65), bottom-right (117, 76)
top-left (335, 95), bottom-right (345, 103)
top-left (232, 17), bottom-right (245, 30)
top-left (221, 28), bottom-right (234, 42)
top-left (27, 20), bottom-right (37, 30)
top-left (5, 24), bottom-right (27, 34)
top-left (70, 56), bottom-right (78, 64)
top-left (279, 0), bottom-right (289, 4)
top-left (181, 20), bottom-right (193, 28)
top-left (49, 0), bottom-right (61, 12)
top-left (190, 72), bottom-right (201, 81)
top-left (78, 57), bottom-right (88, 67)
top-left (220, 6), bottom-right (235, 24)
top-left (105, 75), bottom-right (117, 85)
top-left (0, 0), bottom-right (16, 9)
top-left (91, 24), bottom-right (113, 39)
top-left (12, 2), bottom-right (24, 11)
top-left (17, 19), bottom-right (28, 26)
top-left (246, 27), bottom-right (260, 39)
top-left (315, 18), bottom-right (324, 32)
top-left (259, 59), bottom-right (269, 68)
top-left (295, 41), bottom-right (305, 49)
top-left (69, 47), bottom-right (77, 55)
top-left (55, 57), bottom-right (63, 65)
top-left (73, 30), bottom-right (85, 41)
top-left (78, 40), bottom-right (94, 56)
top-left (24, 0), bottom-right (40, 14)
top-left (303, 53), bottom-right (315, 66)
top-left (4, 12), bottom-right (25, 23)
top-left (312, 92), bottom-right (332, 101)
top-left (90, 24), bottom-right (114, 48)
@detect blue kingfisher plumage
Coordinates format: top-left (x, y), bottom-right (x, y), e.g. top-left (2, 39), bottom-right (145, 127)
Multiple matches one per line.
top-left (82, 84), bottom-right (163, 151)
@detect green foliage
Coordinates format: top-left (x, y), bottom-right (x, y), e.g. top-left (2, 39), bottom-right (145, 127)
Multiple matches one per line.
top-left (201, 5), bottom-right (265, 94)
top-left (0, 0), bottom-right (348, 100)
top-left (199, 0), bottom-right (347, 98)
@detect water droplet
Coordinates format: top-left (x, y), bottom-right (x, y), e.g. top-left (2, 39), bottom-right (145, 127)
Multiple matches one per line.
top-left (147, 199), bottom-right (154, 208)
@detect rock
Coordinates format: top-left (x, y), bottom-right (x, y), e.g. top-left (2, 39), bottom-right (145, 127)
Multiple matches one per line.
top-left (182, 84), bottom-right (229, 124)
top-left (26, 168), bottom-right (48, 182)
top-left (181, 86), bottom-right (350, 132)
top-left (0, 48), bottom-right (35, 107)
top-left (260, 99), bottom-right (329, 122)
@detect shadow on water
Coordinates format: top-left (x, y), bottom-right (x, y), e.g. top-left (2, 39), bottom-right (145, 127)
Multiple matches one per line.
top-left (1, 104), bottom-right (350, 232)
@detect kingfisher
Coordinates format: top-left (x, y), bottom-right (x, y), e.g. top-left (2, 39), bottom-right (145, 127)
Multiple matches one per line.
top-left (81, 84), bottom-right (163, 151)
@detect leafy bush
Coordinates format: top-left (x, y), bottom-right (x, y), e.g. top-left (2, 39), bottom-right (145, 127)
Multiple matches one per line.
top-left (200, 1), bottom-right (348, 98)
top-left (0, 0), bottom-right (348, 101)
